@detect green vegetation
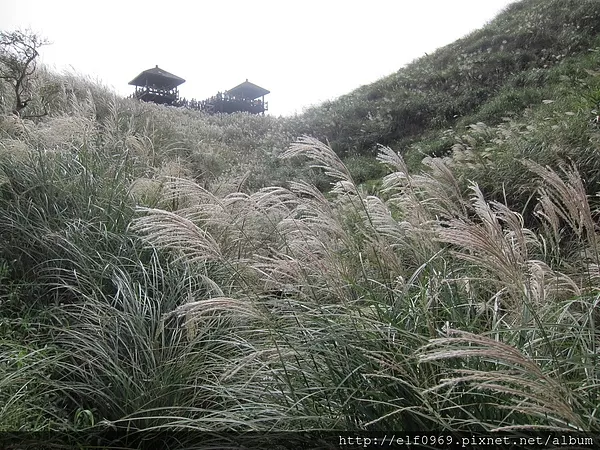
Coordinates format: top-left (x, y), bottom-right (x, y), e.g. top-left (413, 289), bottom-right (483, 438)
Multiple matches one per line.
top-left (295, 0), bottom-right (600, 154)
top-left (2, 0), bottom-right (600, 447)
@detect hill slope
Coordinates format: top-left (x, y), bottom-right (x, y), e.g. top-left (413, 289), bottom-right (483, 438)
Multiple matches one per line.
top-left (293, 0), bottom-right (600, 154)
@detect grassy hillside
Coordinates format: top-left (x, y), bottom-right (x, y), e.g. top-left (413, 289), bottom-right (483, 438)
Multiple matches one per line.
top-left (293, 0), bottom-right (600, 167)
top-left (286, 0), bottom-right (600, 215)
top-left (2, 0), bottom-right (600, 447)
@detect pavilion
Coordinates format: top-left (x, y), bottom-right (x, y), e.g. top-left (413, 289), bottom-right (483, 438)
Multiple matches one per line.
top-left (202, 79), bottom-right (270, 114)
top-left (128, 66), bottom-right (185, 105)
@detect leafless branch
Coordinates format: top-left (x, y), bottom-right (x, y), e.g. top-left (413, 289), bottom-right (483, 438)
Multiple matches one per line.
top-left (0, 29), bottom-right (49, 117)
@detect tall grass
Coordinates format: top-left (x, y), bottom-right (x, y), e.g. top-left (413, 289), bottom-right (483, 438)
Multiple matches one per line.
top-left (2, 0), bottom-right (600, 445)
top-left (128, 135), bottom-right (600, 436)
top-left (2, 112), bottom-right (599, 443)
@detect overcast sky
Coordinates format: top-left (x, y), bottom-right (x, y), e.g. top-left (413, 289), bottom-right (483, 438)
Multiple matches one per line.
top-left (1, 0), bottom-right (516, 116)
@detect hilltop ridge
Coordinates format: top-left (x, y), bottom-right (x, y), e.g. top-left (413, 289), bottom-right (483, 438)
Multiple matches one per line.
top-left (292, 0), bottom-right (600, 155)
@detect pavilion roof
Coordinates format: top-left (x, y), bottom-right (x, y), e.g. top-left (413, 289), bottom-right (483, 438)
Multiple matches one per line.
top-left (226, 79), bottom-right (270, 100)
top-left (128, 66), bottom-right (186, 89)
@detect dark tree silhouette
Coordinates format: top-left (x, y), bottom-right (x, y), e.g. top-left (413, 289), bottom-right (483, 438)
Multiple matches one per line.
top-left (0, 29), bottom-right (49, 118)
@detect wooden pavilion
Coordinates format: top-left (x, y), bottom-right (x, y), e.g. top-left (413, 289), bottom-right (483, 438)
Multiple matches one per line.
top-left (128, 65), bottom-right (185, 105)
top-left (201, 79), bottom-right (270, 115)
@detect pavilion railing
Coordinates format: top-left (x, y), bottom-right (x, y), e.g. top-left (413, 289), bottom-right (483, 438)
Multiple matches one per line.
top-left (129, 88), bottom-right (267, 114)
top-left (173, 95), bottom-right (268, 114)
top-left (133, 86), bottom-right (179, 99)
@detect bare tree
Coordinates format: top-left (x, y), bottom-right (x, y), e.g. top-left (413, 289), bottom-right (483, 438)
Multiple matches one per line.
top-left (0, 29), bottom-right (49, 118)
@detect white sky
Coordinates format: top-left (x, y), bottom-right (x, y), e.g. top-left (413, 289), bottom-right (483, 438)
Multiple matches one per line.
top-left (1, 0), bottom-right (516, 116)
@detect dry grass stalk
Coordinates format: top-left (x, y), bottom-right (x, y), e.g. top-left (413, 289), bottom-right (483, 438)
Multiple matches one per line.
top-left (435, 182), bottom-right (579, 313)
top-left (525, 160), bottom-right (596, 248)
top-left (280, 136), bottom-right (355, 188)
top-left (526, 160), bottom-right (599, 289)
top-left (419, 330), bottom-right (584, 431)
top-left (131, 207), bottom-right (222, 262)
top-left (165, 295), bottom-right (261, 341)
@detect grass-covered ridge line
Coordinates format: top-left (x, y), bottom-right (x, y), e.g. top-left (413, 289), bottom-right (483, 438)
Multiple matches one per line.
top-left (2, 0), bottom-right (600, 446)
top-left (295, 0), bottom-right (600, 155)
